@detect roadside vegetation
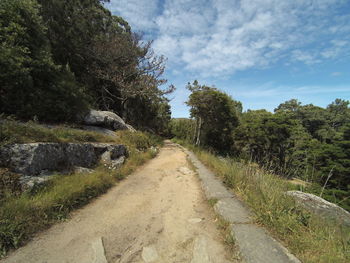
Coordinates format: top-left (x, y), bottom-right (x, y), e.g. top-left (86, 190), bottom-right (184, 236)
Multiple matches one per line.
top-left (170, 80), bottom-right (349, 262)
top-left (175, 139), bottom-right (349, 263)
top-left (0, 121), bottom-right (162, 256)
top-left (171, 81), bottom-right (350, 211)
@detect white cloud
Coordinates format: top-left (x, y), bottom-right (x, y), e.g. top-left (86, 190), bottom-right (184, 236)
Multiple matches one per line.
top-left (236, 84), bottom-right (350, 98)
top-left (105, 0), bottom-right (161, 31)
top-left (331, 72), bottom-right (342, 77)
top-left (107, 0), bottom-right (350, 77)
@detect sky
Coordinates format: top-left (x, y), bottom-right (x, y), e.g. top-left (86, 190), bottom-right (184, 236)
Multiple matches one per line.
top-left (105, 0), bottom-right (350, 118)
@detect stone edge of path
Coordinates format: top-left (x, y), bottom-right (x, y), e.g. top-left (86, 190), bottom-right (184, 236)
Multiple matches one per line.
top-left (179, 145), bottom-right (301, 263)
top-left (91, 237), bottom-right (108, 263)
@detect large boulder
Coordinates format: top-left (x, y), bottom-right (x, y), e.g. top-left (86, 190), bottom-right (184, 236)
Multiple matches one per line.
top-left (83, 110), bottom-right (134, 131)
top-left (0, 143), bottom-right (127, 176)
top-left (81, 125), bottom-right (118, 137)
top-left (286, 191), bottom-right (350, 227)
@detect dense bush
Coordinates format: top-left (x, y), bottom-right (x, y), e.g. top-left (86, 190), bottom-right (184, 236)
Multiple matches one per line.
top-left (179, 83), bottom-right (350, 211)
top-left (0, 0), bottom-right (173, 132)
top-left (0, 0), bottom-right (89, 122)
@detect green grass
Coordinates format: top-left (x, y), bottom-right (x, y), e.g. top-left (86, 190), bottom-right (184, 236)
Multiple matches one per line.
top-left (0, 119), bottom-right (117, 146)
top-left (0, 121), bottom-right (163, 256)
top-left (175, 139), bottom-right (350, 263)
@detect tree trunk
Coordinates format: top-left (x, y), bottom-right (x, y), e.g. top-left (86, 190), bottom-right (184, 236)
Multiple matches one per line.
top-left (121, 99), bottom-right (128, 121)
top-left (196, 117), bottom-right (202, 146)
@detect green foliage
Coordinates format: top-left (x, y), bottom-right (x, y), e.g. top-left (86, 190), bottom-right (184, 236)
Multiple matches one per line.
top-left (233, 99), bottom-right (350, 210)
top-left (1, 0), bottom-right (173, 130)
top-left (126, 96), bottom-right (172, 135)
top-left (233, 110), bottom-right (313, 178)
top-left (115, 130), bottom-right (163, 151)
top-left (0, 0), bottom-right (89, 122)
top-left (172, 96), bottom-right (349, 211)
top-left (0, 119), bottom-right (117, 146)
top-left (186, 81), bottom-right (241, 153)
top-left (169, 118), bottom-right (196, 142)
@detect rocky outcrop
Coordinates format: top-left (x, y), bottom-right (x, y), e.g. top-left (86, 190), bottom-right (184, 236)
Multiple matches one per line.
top-left (0, 143), bottom-right (127, 177)
top-left (81, 125), bottom-right (119, 137)
top-left (286, 191), bottom-right (350, 227)
top-left (82, 110), bottom-right (135, 131)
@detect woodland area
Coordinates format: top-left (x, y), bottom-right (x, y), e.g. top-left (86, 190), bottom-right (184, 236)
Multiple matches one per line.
top-left (1, 0), bottom-right (349, 211)
top-left (170, 81), bottom-right (350, 211)
top-left (0, 0), bottom-right (173, 133)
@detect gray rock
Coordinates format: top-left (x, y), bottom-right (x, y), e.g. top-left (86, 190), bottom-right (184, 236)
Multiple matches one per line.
top-left (126, 124), bottom-right (136, 132)
top-left (0, 143), bottom-right (127, 176)
top-left (92, 143), bottom-right (128, 159)
top-left (91, 238), bottom-right (108, 263)
top-left (20, 175), bottom-right (52, 190)
top-left (81, 125), bottom-right (118, 137)
top-left (286, 190), bottom-right (350, 227)
top-left (141, 246), bottom-right (159, 263)
top-left (83, 110), bottom-right (133, 131)
top-left (191, 236), bottom-right (211, 263)
top-left (74, 166), bottom-right (94, 174)
top-left (214, 197), bottom-right (252, 224)
top-left (110, 156), bottom-right (125, 169)
top-left (231, 224), bottom-right (301, 263)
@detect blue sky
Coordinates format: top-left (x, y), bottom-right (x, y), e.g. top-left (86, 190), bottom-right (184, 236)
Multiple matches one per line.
top-left (105, 0), bottom-right (350, 117)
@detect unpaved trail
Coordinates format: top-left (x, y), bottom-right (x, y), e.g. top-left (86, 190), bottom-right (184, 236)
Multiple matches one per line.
top-left (2, 141), bottom-right (235, 263)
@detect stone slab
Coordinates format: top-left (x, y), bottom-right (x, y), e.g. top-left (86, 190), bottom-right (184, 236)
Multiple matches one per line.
top-left (91, 238), bottom-right (108, 263)
top-left (214, 198), bottom-right (251, 224)
top-left (191, 236), bottom-right (211, 263)
top-left (232, 224), bottom-right (301, 263)
top-left (141, 246), bottom-right (159, 263)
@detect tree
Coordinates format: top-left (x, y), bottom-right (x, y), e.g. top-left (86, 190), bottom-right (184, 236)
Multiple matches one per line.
top-left (169, 118), bottom-right (196, 142)
top-left (274, 99), bottom-right (302, 113)
top-left (233, 110), bottom-right (313, 178)
top-left (0, 0), bottom-right (88, 121)
top-left (37, 0), bottom-right (174, 121)
top-left (186, 81), bottom-right (241, 153)
top-left (327, 99), bottom-right (350, 130)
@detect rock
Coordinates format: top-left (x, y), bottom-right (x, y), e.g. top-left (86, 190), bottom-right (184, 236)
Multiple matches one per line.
top-left (286, 191), bottom-right (350, 227)
top-left (126, 124), bottom-right (136, 132)
top-left (0, 143), bottom-right (127, 176)
top-left (191, 236), bottom-right (210, 263)
top-left (20, 175), bottom-right (51, 190)
top-left (91, 238), bottom-right (108, 263)
top-left (92, 143), bottom-right (128, 158)
top-left (100, 148), bottom-right (126, 170)
top-left (81, 125), bottom-right (118, 137)
top-left (110, 156), bottom-right (125, 169)
top-left (187, 218), bottom-right (203, 224)
top-left (178, 166), bottom-right (194, 175)
top-left (74, 166), bottom-right (94, 174)
top-left (83, 110), bottom-right (134, 131)
top-left (141, 246), bottom-right (159, 263)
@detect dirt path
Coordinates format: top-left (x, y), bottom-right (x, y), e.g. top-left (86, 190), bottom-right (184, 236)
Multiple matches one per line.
top-left (3, 141), bottom-right (234, 263)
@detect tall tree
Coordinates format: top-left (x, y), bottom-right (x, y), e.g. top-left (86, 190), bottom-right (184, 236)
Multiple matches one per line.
top-left (186, 81), bottom-right (241, 153)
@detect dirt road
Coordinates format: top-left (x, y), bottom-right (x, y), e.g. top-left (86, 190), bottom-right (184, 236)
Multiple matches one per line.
top-left (3, 142), bottom-right (234, 263)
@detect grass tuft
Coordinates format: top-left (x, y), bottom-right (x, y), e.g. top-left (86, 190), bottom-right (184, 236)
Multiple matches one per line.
top-left (0, 119), bottom-right (117, 146)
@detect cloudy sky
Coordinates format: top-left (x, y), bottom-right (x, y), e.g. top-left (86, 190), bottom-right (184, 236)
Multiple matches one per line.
top-left (105, 0), bottom-right (350, 117)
